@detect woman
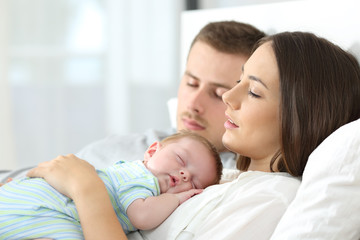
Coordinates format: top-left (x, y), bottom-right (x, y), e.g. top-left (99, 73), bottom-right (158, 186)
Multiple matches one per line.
top-left (27, 32), bottom-right (360, 239)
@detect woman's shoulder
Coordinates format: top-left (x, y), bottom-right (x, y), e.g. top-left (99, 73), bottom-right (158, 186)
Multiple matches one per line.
top-left (235, 171), bottom-right (301, 199)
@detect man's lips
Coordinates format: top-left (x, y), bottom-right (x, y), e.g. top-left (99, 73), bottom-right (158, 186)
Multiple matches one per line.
top-left (182, 117), bottom-right (205, 130)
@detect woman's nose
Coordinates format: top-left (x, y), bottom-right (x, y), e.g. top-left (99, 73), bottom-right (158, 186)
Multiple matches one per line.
top-left (222, 85), bottom-right (241, 110)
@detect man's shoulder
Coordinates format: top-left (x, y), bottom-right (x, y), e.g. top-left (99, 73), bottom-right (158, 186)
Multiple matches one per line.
top-left (85, 128), bottom-right (173, 147)
top-left (0, 129), bottom-right (175, 182)
top-left (77, 128), bottom-right (175, 169)
top-left (108, 128), bottom-right (173, 145)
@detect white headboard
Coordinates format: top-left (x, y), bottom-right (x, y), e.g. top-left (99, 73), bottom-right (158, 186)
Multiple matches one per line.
top-left (180, 0), bottom-right (360, 72)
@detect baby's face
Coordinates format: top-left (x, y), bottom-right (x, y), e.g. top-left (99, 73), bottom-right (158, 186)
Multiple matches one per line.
top-left (145, 137), bottom-right (217, 194)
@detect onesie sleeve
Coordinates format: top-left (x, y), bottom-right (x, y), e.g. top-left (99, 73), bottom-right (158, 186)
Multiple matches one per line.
top-left (117, 175), bottom-right (160, 211)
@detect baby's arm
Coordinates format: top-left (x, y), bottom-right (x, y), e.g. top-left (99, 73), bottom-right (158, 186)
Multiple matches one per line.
top-left (127, 188), bottom-right (202, 230)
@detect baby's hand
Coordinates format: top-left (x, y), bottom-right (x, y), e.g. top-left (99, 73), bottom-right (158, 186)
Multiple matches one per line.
top-left (175, 189), bottom-right (203, 205)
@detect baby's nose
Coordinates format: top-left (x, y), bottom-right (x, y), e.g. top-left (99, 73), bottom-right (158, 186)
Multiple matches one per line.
top-left (179, 169), bottom-right (190, 182)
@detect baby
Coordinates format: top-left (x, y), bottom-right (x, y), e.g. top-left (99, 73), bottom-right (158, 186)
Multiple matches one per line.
top-left (0, 130), bottom-right (222, 239)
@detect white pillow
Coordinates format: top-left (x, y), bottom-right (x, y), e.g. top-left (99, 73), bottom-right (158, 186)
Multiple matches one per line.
top-left (270, 118), bottom-right (360, 240)
top-left (167, 97), bottom-right (177, 129)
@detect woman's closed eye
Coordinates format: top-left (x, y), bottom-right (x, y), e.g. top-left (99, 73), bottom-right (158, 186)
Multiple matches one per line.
top-left (248, 89), bottom-right (261, 98)
top-left (236, 79), bottom-right (261, 98)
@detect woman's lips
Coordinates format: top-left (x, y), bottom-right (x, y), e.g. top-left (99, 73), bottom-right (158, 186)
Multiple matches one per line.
top-left (224, 114), bottom-right (239, 129)
top-left (182, 118), bottom-right (205, 130)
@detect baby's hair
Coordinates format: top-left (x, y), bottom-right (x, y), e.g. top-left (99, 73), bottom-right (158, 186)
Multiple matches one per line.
top-left (161, 130), bottom-right (223, 184)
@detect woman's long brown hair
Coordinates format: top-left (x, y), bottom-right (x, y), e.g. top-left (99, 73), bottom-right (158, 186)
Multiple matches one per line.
top-left (237, 32), bottom-right (360, 177)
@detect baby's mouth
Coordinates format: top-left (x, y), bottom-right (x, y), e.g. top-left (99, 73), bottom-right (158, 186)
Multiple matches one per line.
top-left (169, 175), bottom-right (179, 187)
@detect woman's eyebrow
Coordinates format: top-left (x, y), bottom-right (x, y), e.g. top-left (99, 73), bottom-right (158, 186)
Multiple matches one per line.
top-left (242, 65), bottom-right (269, 89)
top-left (249, 75), bottom-right (269, 89)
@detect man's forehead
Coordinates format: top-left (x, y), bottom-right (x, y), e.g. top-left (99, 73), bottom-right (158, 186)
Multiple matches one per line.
top-left (185, 70), bottom-right (233, 89)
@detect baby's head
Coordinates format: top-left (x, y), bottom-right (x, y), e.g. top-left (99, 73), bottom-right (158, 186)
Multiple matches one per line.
top-left (161, 130), bottom-right (223, 185)
top-left (144, 130), bottom-right (223, 194)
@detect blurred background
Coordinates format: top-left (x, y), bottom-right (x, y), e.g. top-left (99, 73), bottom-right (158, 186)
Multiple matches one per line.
top-left (0, 0), bottom-right (291, 169)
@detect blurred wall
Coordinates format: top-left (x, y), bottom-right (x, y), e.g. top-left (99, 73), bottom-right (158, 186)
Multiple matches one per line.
top-left (0, 0), bottom-right (182, 169)
top-left (2, 0), bottom-right (339, 170)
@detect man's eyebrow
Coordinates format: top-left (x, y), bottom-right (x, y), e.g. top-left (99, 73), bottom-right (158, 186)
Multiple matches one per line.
top-left (242, 65), bottom-right (269, 89)
top-left (185, 70), bottom-right (233, 89)
top-left (185, 71), bottom-right (199, 80)
top-left (211, 82), bottom-right (232, 90)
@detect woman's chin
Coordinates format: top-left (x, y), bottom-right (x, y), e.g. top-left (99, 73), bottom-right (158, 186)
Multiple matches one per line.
top-left (222, 133), bottom-right (236, 152)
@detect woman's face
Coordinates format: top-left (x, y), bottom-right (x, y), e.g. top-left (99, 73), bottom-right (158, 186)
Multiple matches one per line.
top-left (222, 42), bottom-right (281, 171)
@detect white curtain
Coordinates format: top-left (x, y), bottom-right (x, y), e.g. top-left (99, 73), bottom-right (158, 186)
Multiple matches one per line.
top-left (0, 0), bottom-right (16, 170)
top-left (0, 0), bottom-right (182, 170)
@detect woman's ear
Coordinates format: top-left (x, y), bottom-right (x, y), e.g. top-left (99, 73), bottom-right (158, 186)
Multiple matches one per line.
top-left (144, 141), bottom-right (161, 162)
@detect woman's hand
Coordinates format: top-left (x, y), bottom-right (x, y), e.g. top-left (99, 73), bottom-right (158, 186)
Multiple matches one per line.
top-left (27, 154), bottom-right (98, 199)
top-left (28, 154), bottom-right (127, 240)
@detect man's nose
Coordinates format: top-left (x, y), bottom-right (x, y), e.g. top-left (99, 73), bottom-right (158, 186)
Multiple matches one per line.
top-left (187, 91), bottom-right (205, 114)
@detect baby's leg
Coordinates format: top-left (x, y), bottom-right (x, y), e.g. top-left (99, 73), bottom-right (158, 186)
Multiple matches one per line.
top-left (0, 178), bottom-right (84, 239)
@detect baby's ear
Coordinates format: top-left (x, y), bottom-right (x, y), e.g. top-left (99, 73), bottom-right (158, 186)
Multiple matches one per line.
top-left (144, 141), bottom-right (161, 161)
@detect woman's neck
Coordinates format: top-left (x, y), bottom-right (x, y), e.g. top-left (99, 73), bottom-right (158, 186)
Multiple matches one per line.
top-left (247, 151), bottom-right (280, 172)
top-left (248, 161), bottom-right (271, 172)
top-left (248, 157), bottom-right (279, 172)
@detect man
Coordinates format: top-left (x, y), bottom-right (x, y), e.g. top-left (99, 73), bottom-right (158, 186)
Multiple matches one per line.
top-left (76, 21), bottom-right (265, 169)
top-left (0, 21), bottom-right (265, 182)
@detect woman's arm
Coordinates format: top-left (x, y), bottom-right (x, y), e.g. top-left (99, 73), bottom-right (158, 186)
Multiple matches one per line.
top-left (27, 154), bottom-right (128, 240)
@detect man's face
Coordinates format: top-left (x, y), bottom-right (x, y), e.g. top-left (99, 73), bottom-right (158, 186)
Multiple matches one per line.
top-left (177, 41), bottom-right (248, 152)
